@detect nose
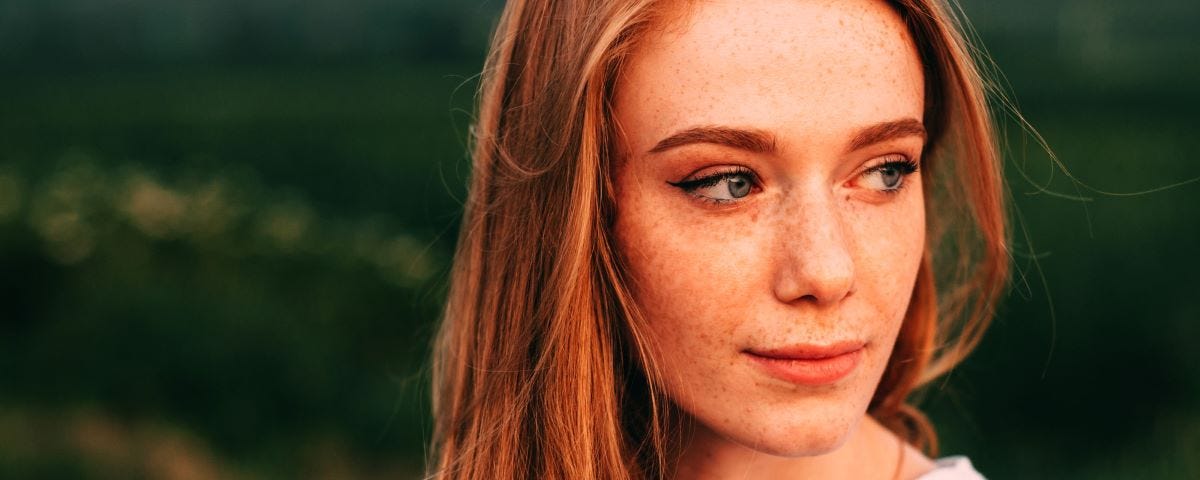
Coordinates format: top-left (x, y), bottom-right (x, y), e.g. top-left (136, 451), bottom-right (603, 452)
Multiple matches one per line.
top-left (771, 189), bottom-right (856, 306)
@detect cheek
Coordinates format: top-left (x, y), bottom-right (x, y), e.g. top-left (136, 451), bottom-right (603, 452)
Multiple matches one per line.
top-left (612, 179), bottom-right (766, 359)
top-left (847, 190), bottom-right (926, 328)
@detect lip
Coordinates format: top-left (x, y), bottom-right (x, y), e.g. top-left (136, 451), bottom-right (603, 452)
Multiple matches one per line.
top-left (743, 341), bottom-right (866, 386)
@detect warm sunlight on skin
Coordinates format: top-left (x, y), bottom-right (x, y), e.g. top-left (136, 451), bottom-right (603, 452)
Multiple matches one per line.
top-left (613, 0), bottom-right (933, 478)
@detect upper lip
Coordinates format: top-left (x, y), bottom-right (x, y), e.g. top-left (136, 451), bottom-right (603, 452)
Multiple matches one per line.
top-left (744, 340), bottom-right (866, 360)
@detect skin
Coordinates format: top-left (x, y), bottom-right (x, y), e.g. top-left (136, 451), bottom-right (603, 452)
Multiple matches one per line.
top-left (612, 0), bottom-right (936, 478)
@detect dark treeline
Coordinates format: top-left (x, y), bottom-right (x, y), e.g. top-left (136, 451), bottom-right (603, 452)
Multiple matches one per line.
top-left (0, 0), bottom-right (501, 70)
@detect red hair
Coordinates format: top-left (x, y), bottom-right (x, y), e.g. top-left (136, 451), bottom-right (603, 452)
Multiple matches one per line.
top-left (430, 0), bottom-right (1008, 477)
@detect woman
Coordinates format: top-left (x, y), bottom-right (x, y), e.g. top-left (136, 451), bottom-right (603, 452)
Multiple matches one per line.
top-left (431, 0), bottom-right (1007, 478)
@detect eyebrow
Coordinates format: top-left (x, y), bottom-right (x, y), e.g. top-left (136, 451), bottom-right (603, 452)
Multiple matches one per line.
top-left (648, 126), bottom-right (776, 154)
top-left (646, 118), bottom-right (926, 155)
top-left (847, 118), bottom-right (927, 152)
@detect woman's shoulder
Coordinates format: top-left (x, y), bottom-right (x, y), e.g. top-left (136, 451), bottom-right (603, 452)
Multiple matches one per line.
top-left (914, 455), bottom-right (986, 480)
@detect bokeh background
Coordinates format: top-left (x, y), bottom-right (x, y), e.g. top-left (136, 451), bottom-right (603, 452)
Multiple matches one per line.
top-left (1, 0), bottom-right (1197, 478)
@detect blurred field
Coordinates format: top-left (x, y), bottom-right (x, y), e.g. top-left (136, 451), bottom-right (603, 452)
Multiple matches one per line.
top-left (0, 64), bottom-right (478, 479)
top-left (1, 1), bottom-right (1198, 479)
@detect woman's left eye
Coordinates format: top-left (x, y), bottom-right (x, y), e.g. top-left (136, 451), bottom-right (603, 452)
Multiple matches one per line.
top-left (668, 167), bottom-right (760, 204)
top-left (858, 157), bottom-right (919, 193)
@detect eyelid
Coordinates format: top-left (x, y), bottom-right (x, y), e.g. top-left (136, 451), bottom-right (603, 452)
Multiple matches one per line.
top-left (667, 165), bottom-right (762, 205)
top-left (668, 165), bottom-right (760, 189)
top-left (860, 153), bottom-right (917, 171)
top-left (844, 153), bottom-right (920, 199)
top-left (849, 154), bottom-right (918, 181)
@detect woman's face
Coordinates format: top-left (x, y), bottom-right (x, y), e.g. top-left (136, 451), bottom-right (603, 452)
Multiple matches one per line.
top-left (612, 0), bottom-right (927, 457)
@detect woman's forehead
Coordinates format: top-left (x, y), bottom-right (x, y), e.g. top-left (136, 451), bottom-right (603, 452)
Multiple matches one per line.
top-left (615, 0), bottom-right (925, 154)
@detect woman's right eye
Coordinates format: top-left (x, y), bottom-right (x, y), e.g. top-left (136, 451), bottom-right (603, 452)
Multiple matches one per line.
top-left (668, 168), bottom-right (760, 204)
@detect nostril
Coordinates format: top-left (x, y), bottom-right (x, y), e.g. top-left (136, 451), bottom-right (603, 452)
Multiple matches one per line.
top-left (799, 288), bottom-right (852, 305)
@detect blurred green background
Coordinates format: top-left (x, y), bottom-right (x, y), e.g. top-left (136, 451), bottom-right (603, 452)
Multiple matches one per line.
top-left (0, 1), bottom-right (1196, 478)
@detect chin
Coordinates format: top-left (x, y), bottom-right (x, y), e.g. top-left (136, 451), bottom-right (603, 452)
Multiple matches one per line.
top-left (748, 421), bottom-right (856, 457)
top-left (706, 404), bottom-right (864, 458)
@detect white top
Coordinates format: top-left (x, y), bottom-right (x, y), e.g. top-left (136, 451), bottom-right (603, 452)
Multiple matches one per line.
top-left (916, 456), bottom-right (986, 480)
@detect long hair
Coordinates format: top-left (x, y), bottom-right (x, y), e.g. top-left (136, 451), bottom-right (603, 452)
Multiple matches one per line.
top-left (430, 0), bottom-right (1009, 478)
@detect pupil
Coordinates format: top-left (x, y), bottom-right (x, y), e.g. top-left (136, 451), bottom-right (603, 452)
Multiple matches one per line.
top-left (880, 167), bottom-right (901, 188)
top-left (727, 176), bottom-right (751, 198)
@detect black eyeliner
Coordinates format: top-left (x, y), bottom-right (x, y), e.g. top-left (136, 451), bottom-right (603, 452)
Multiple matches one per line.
top-left (667, 166), bottom-right (757, 192)
top-left (866, 158), bottom-right (920, 195)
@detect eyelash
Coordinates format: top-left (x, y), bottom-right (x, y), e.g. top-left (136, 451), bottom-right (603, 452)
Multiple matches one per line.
top-left (667, 157), bottom-right (920, 204)
top-left (667, 166), bottom-right (760, 204)
top-left (862, 157), bottom-right (920, 195)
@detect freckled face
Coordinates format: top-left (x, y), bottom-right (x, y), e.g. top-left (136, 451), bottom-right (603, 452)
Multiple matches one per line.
top-left (612, 0), bottom-right (927, 456)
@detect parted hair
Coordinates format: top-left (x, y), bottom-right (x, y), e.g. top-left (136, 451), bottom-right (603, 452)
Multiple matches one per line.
top-left (430, 0), bottom-right (1008, 478)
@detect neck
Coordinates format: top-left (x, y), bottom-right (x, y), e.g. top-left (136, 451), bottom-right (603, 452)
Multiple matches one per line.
top-left (672, 415), bottom-right (921, 480)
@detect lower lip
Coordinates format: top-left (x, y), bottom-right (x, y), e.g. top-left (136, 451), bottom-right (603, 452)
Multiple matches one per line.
top-left (745, 348), bottom-right (863, 385)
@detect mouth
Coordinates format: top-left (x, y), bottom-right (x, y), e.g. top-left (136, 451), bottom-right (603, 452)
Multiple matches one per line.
top-left (742, 341), bottom-right (866, 386)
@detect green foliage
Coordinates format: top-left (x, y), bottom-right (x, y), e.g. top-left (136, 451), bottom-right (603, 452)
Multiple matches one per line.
top-left (0, 64), bottom-right (475, 478)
